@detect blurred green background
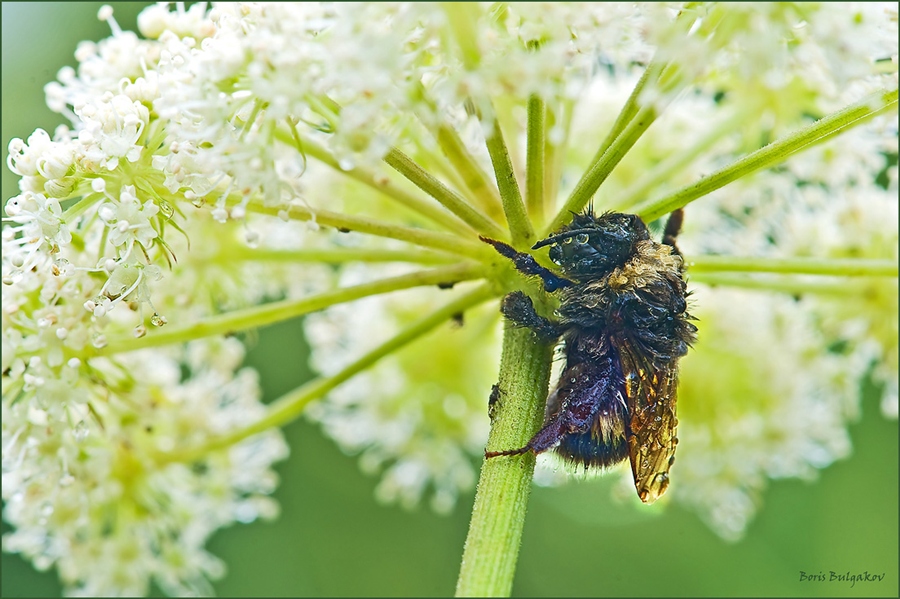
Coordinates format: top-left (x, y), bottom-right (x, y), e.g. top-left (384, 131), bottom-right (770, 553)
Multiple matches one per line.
top-left (2, 3), bottom-right (897, 597)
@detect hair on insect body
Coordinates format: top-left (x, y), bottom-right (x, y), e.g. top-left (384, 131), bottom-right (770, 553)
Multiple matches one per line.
top-left (480, 209), bottom-right (696, 503)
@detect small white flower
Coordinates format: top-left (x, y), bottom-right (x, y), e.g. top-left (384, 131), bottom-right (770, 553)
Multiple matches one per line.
top-left (75, 93), bottom-right (149, 171)
top-left (101, 185), bottom-right (159, 250)
top-left (1, 339), bottom-right (288, 596)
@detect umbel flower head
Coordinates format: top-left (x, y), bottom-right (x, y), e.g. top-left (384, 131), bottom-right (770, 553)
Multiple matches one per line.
top-left (2, 2), bottom-right (897, 595)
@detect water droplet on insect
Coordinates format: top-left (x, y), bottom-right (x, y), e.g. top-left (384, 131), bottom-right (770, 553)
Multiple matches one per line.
top-left (563, 236), bottom-right (573, 244)
top-left (575, 233), bottom-right (589, 244)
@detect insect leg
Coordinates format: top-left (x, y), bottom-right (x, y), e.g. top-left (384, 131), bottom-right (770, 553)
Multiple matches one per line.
top-left (485, 415), bottom-right (566, 458)
top-left (479, 236), bottom-right (574, 292)
top-left (661, 208), bottom-right (684, 257)
top-left (501, 291), bottom-right (563, 343)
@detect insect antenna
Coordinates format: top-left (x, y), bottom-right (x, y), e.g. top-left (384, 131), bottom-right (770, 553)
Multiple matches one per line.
top-left (532, 229), bottom-right (597, 250)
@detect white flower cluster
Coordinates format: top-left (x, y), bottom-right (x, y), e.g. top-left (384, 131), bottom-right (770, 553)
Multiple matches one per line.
top-left (2, 337), bottom-right (288, 596)
top-left (673, 289), bottom-right (859, 541)
top-left (671, 95), bottom-right (896, 541)
top-left (678, 119), bottom-right (899, 421)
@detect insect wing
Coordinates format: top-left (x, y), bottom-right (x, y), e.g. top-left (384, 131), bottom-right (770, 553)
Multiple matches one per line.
top-left (618, 338), bottom-right (679, 503)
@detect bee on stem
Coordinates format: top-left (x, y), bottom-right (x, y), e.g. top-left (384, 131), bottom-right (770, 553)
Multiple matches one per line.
top-left (481, 209), bottom-right (696, 503)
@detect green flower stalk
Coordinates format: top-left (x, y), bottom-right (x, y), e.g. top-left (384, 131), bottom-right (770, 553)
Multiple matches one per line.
top-left (2, 3), bottom-right (897, 596)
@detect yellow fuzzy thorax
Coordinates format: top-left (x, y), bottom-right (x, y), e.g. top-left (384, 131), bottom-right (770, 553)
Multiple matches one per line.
top-left (596, 240), bottom-right (683, 292)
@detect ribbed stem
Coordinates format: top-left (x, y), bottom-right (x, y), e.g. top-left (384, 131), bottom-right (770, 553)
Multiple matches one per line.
top-left (455, 326), bottom-right (553, 597)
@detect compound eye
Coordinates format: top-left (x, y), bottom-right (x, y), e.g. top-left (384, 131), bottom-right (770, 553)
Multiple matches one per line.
top-left (575, 233), bottom-right (589, 244)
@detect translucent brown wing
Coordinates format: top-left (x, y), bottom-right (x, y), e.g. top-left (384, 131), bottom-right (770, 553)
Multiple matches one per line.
top-left (617, 337), bottom-right (680, 503)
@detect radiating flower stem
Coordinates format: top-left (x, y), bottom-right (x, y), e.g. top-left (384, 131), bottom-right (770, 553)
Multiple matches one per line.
top-left (594, 58), bottom-right (665, 161)
top-left (689, 255), bottom-right (899, 277)
top-left (412, 82), bottom-right (504, 219)
top-left (384, 147), bottom-right (507, 239)
top-left (456, 325), bottom-right (554, 597)
top-left (542, 99), bottom-right (573, 218)
top-left (246, 200), bottom-right (488, 259)
top-left (614, 109), bottom-right (746, 211)
top-left (634, 88), bottom-right (899, 222)
top-left (157, 283), bottom-right (496, 464)
top-left (216, 246), bottom-right (458, 265)
top-left (547, 103), bottom-right (659, 234)
top-left (441, 2), bottom-right (482, 70)
top-left (485, 113), bottom-right (534, 245)
top-left (274, 127), bottom-right (474, 237)
top-left (688, 272), bottom-right (894, 295)
top-left (87, 263), bottom-right (484, 356)
top-left (435, 122), bottom-right (505, 218)
top-left (526, 94), bottom-right (546, 226)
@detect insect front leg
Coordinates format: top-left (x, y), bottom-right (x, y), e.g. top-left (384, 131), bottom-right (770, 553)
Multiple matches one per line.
top-left (501, 291), bottom-right (563, 343)
top-left (479, 236), bottom-right (574, 292)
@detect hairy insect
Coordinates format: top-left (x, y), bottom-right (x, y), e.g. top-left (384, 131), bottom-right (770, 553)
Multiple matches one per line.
top-left (481, 209), bottom-right (696, 503)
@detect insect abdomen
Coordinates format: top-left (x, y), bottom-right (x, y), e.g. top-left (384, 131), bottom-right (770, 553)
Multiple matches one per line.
top-left (556, 429), bottom-right (628, 468)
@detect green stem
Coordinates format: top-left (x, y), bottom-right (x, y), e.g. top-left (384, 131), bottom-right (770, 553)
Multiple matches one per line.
top-left (594, 59), bottom-right (665, 163)
top-left (543, 56), bottom-right (681, 233)
top-left (217, 247), bottom-right (458, 265)
top-left (456, 325), bottom-right (554, 597)
top-left (61, 192), bottom-right (105, 222)
top-left (493, 96), bottom-right (525, 175)
top-left (441, 2), bottom-right (482, 69)
top-left (412, 82), bottom-right (504, 220)
top-left (407, 129), bottom-right (476, 204)
top-left (525, 94), bottom-right (545, 225)
top-left (432, 120), bottom-right (505, 220)
top-left (246, 200), bottom-right (488, 259)
top-left (688, 255), bottom-right (899, 277)
top-left (485, 113), bottom-right (534, 245)
top-left (274, 127), bottom-right (473, 237)
top-left (384, 147), bottom-right (507, 239)
top-left (614, 109), bottom-right (744, 210)
top-left (547, 103), bottom-right (658, 234)
top-left (88, 263), bottom-right (484, 356)
top-left (157, 284), bottom-right (496, 464)
top-left (688, 272), bottom-right (893, 295)
top-left (542, 98), bottom-right (573, 220)
top-left (633, 88), bottom-right (900, 223)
